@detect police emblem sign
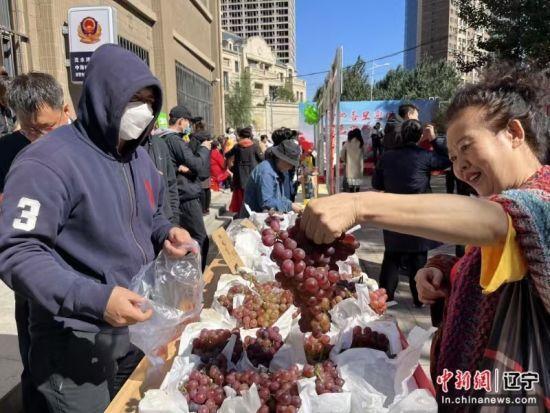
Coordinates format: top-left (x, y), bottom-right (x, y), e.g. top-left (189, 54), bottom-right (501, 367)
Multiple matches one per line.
top-left (68, 6), bottom-right (117, 83)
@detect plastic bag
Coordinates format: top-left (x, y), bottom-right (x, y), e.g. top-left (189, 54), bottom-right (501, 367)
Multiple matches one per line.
top-left (329, 282), bottom-right (379, 330)
top-left (130, 248), bottom-right (203, 366)
top-left (477, 279), bottom-right (550, 411)
top-left (139, 389), bottom-right (189, 413)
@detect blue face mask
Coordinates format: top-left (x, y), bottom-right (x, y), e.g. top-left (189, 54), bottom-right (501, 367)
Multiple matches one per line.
top-left (183, 125), bottom-right (192, 135)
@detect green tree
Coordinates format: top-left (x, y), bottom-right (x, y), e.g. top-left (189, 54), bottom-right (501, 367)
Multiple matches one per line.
top-left (373, 59), bottom-right (461, 101)
top-left (454, 0), bottom-right (550, 71)
top-left (224, 70), bottom-right (252, 128)
top-left (313, 86), bottom-right (324, 103)
top-left (274, 82), bottom-right (296, 102)
top-left (341, 56), bottom-right (370, 101)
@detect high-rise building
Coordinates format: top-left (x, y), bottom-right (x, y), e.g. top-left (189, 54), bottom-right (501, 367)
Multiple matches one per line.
top-left (404, 0), bottom-right (421, 70)
top-left (403, 0), bottom-right (488, 83)
top-left (221, 0), bottom-right (296, 68)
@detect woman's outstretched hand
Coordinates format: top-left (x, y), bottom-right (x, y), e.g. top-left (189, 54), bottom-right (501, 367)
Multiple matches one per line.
top-left (300, 193), bottom-right (359, 244)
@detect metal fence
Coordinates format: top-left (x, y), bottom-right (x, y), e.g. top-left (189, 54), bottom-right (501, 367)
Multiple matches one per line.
top-left (175, 61), bottom-right (213, 131)
top-left (118, 36), bottom-right (150, 67)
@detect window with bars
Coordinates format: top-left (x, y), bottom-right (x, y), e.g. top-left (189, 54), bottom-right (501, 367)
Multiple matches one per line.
top-left (0, 0), bottom-right (26, 76)
top-left (175, 61), bottom-right (213, 131)
top-left (118, 36), bottom-right (150, 66)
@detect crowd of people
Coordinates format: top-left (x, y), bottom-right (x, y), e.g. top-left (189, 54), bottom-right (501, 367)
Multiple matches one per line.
top-left (0, 42), bottom-right (547, 413)
top-left (0, 44), bottom-right (315, 413)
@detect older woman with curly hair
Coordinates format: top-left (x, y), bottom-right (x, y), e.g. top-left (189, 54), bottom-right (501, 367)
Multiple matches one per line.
top-left (300, 65), bottom-right (549, 412)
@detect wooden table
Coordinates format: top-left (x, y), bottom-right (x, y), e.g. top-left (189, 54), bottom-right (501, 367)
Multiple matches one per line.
top-left (106, 221), bottom-right (435, 412)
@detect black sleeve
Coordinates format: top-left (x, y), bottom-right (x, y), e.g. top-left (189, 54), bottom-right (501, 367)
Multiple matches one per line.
top-left (165, 134), bottom-right (206, 175)
top-left (428, 150), bottom-right (452, 171)
top-left (160, 142), bottom-right (180, 224)
top-left (225, 146), bottom-right (236, 159)
top-left (371, 155), bottom-right (385, 190)
top-left (431, 136), bottom-right (449, 158)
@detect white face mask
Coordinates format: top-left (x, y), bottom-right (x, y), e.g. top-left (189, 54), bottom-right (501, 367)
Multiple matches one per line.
top-left (119, 101), bottom-right (154, 141)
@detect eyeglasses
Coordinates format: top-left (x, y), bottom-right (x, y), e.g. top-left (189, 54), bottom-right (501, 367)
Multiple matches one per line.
top-left (21, 111), bottom-right (65, 138)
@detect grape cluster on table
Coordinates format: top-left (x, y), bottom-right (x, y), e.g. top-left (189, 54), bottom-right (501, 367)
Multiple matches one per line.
top-left (245, 326), bottom-right (284, 367)
top-left (304, 333), bottom-right (333, 364)
top-left (186, 328), bottom-right (347, 412)
top-left (351, 326), bottom-right (390, 353)
top-left (192, 328), bottom-right (243, 365)
top-left (217, 281), bottom-right (294, 329)
top-left (183, 213), bottom-right (392, 412)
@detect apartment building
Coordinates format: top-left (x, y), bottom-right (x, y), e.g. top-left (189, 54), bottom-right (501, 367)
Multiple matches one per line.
top-left (220, 0), bottom-right (296, 68)
top-left (222, 31), bottom-right (305, 134)
top-left (404, 0), bottom-right (488, 82)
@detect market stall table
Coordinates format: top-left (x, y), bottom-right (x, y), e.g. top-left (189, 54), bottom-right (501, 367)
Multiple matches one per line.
top-left (106, 221), bottom-right (435, 412)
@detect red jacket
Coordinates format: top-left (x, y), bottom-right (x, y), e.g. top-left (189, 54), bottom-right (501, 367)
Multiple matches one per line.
top-left (210, 149), bottom-right (229, 190)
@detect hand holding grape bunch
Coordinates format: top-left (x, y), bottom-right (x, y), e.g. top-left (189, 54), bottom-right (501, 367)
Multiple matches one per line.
top-left (263, 215), bottom-right (370, 333)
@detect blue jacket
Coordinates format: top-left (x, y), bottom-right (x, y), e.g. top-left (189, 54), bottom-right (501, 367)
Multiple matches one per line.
top-left (0, 44), bottom-right (173, 334)
top-left (245, 159), bottom-right (292, 213)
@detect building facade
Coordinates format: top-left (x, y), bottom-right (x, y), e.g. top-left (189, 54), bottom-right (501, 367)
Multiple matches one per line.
top-left (403, 0), bottom-right (421, 70)
top-left (220, 0), bottom-right (296, 68)
top-left (1, 0), bottom-right (225, 133)
top-left (403, 0), bottom-right (488, 83)
top-left (222, 31), bottom-right (305, 135)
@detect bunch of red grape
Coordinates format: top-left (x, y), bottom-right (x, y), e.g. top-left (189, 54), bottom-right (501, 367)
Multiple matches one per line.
top-left (261, 217), bottom-right (360, 333)
top-left (256, 365), bottom-right (303, 412)
top-left (304, 333), bottom-right (332, 364)
top-left (217, 282), bottom-right (294, 329)
top-left (244, 327), bottom-right (283, 367)
top-left (302, 360), bottom-right (345, 395)
top-left (181, 358), bottom-right (346, 413)
top-left (369, 288), bottom-right (388, 314)
top-left (192, 328), bottom-right (243, 365)
top-left (331, 280), bottom-right (358, 307)
top-left (181, 367), bottom-right (226, 413)
top-left (350, 326), bottom-right (390, 353)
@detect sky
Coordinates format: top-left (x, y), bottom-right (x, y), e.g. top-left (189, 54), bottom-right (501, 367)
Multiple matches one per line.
top-left (296, 0), bottom-right (406, 100)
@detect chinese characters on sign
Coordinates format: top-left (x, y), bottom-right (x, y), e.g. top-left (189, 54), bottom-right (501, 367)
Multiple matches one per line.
top-left (70, 52), bottom-right (92, 82)
top-left (68, 6), bottom-right (117, 84)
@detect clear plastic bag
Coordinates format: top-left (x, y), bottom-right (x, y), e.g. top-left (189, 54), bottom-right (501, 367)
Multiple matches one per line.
top-left (130, 247), bottom-right (204, 366)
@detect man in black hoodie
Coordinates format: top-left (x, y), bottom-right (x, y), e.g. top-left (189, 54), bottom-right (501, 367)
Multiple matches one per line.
top-left (0, 45), bottom-right (195, 413)
top-left (159, 106), bottom-right (211, 269)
